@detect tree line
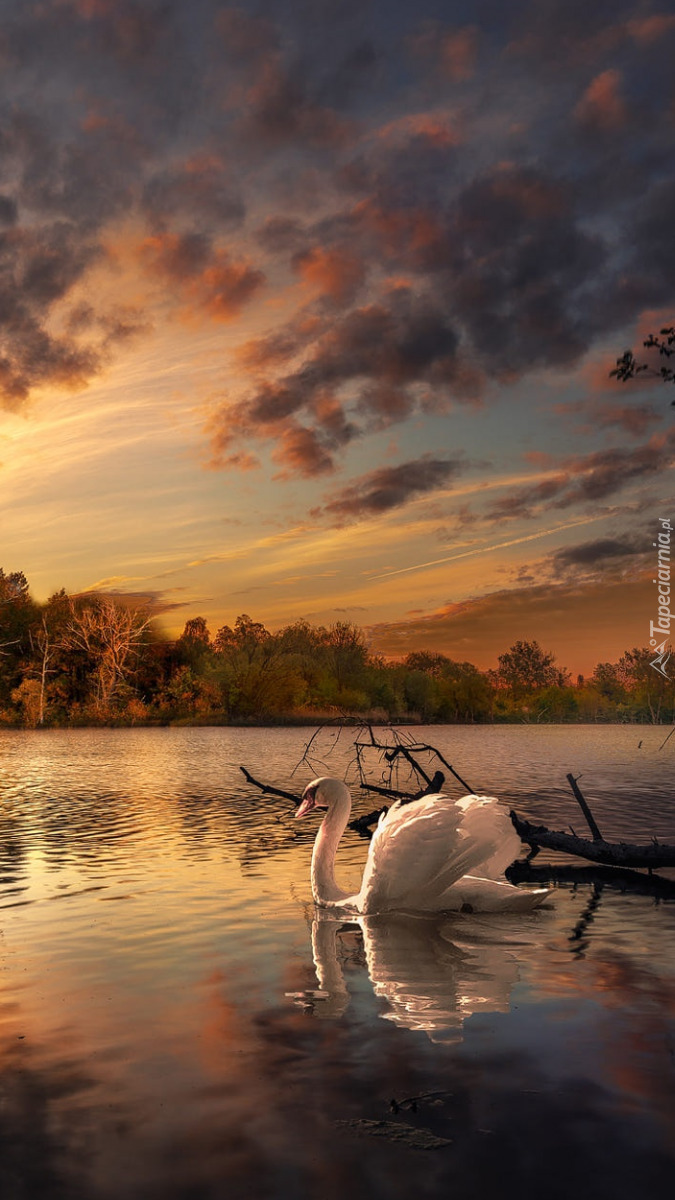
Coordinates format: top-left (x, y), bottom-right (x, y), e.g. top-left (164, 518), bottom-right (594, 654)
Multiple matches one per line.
top-left (1, 568), bottom-right (673, 727)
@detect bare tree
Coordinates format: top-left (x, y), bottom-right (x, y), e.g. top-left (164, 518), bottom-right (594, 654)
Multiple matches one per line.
top-left (28, 614), bottom-right (57, 725)
top-left (65, 598), bottom-right (154, 712)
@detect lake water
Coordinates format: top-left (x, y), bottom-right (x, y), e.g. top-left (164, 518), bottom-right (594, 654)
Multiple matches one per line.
top-left (1, 725), bottom-right (674, 1200)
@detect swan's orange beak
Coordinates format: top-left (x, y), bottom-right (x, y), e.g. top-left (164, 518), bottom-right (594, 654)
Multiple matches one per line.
top-left (295, 787), bottom-right (317, 818)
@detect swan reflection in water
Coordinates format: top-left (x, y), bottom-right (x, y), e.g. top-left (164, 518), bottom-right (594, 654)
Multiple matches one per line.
top-left (299, 907), bottom-right (546, 1039)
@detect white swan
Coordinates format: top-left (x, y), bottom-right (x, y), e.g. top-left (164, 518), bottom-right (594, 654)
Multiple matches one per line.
top-left (296, 777), bottom-right (549, 914)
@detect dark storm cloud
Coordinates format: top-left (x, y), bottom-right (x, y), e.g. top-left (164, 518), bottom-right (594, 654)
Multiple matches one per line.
top-left (0, 196), bottom-right (18, 226)
top-left (568, 436), bottom-right (675, 502)
top-left (551, 534), bottom-right (646, 573)
top-left (486, 478), bottom-right (567, 521)
top-left (215, 5), bottom-right (281, 63)
top-left (0, 0), bottom-right (384, 410)
top-left (254, 217), bottom-right (307, 255)
top-left (325, 154), bottom-right (616, 375)
top-left (236, 56), bottom-right (353, 149)
top-left (313, 456), bottom-right (466, 522)
top-left (141, 158), bottom-right (245, 230)
top-left (410, 21), bottom-right (480, 82)
top-left (0, 221), bottom-right (103, 404)
top-left (1, 0), bottom-right (674, 455)
top-left (447, 168), bottom-right (606, 373)
top-left (0, 5), bottom-right (157, 406)
top-left (507, 0), bottom-right (623, 65)
top-left (487, 431), bottom-right (675, 521)
top-left (625, 178), bottom-right (675, 300)
top-left (209, 284), bottom-right (482, 472)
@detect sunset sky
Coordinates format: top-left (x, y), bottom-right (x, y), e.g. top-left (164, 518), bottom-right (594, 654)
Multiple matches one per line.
top-left (1, 0), bottom-right (674, 674)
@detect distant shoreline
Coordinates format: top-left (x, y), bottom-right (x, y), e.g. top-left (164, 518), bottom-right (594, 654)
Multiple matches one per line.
top-left (1, 715), bottom-right (672, 730)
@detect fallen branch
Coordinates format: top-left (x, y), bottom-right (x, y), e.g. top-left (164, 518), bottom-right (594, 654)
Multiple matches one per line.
top-left (239, 766), bottom-right (302, 806)
top-left (566, 773), bottom-right (603, 841)
top-left (348, 807), bottom-right (389, 838)
top-left (509, 810), bottom-right (675, 871)
top-left (348, 771), bottom-right (447, 838)
top-left (359, 738), bottom-right (473, 794)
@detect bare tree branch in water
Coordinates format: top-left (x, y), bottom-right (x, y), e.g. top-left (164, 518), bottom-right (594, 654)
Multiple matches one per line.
top-left (241, 722), bottom-right (474, 837)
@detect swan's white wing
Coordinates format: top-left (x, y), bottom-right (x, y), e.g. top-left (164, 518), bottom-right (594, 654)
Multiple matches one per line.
top-left (454, 794), bottom-right (523, 880)
top-left (434, 876), bottom-right (549, 912)
top-left (358, 793), bottom-right (522, 914)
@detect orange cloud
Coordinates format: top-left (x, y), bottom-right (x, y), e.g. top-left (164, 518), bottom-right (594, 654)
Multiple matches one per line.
top-left (627, 13), bottom-right (675, 44)
top-left (374, 110), bottom-right (463, 148)
top-left (411, 23), bottom-right (478, 82)
top-left (293, 246), bottom-right (366, 304)
top-left (354, 197), bottom-right (445, 260)
top-left (439, 27), bottom-right (479, 81)
top-left (271, 424), bottom-right (335, 477)
top-left (236, 315), bottom-right (323, 371)
top-left (574, 69), bottom-right (627, 130)
top-left (140, 231), bottom-right (265, 321)
top-left (486, 167), bottom-right (568, 220)
top-left (555, 396), bottom-right (662, 438)
top-left (583, 353), bottom-right (643, 394)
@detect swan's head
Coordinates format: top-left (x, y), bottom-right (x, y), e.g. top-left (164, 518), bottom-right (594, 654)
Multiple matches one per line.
top-left (295, 777), bottom-right (349, 819)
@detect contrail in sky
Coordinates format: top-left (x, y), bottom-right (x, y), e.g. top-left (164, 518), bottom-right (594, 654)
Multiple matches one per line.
top-left (374, 515), bottom-right (605, 580)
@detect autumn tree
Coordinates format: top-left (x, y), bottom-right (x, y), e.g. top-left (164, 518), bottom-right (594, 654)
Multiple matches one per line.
top-left (615, 646), bottom-right (674, 724)
top-left (494, 640), bottom-right (569, 700)
top-left (0, 569), bottom-right (39, 705)
top-left (273, 620), bottom-right (328, 705)
top-left (175, 616), bottom-right (213, 672)
top-left (212, 614), bottom-right (305, 718)
top-left (324, 621), bottom-right (368, 683)
top-left (404, 651), bottom-right (451, 677)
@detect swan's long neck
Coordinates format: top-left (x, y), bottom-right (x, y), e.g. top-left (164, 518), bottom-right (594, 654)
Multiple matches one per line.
top-left (311, 791), bottom-right (353, 905)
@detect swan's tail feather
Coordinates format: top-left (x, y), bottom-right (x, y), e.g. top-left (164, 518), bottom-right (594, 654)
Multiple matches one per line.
top-left (358, 793), bottom-right (548, 914)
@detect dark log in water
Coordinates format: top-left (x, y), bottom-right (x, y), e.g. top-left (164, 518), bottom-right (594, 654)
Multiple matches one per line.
top-left (509, 811), bottom-right (675, 871)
